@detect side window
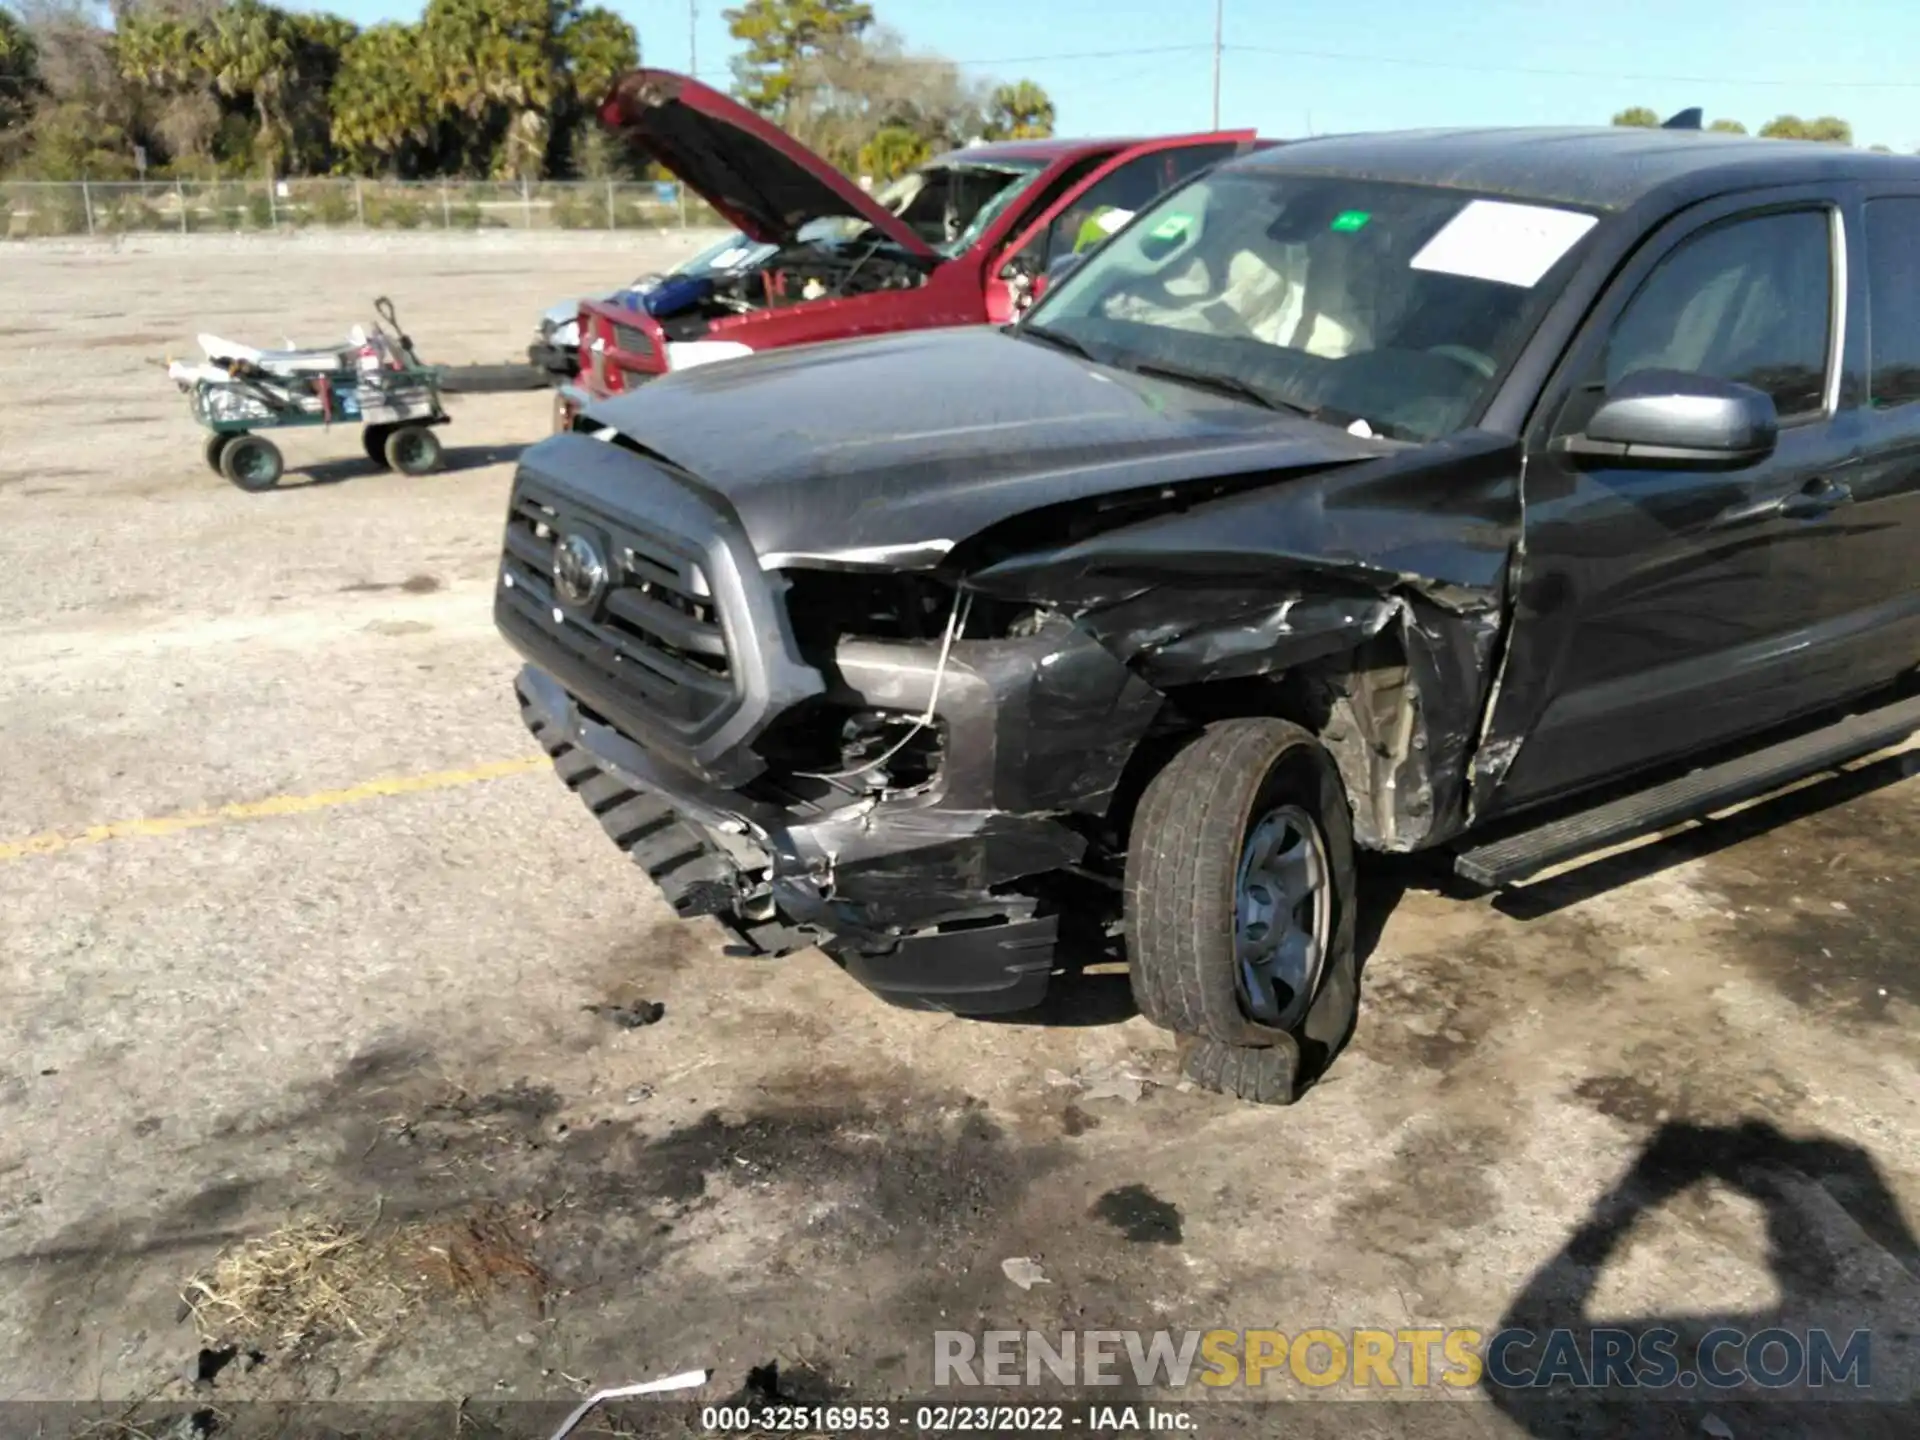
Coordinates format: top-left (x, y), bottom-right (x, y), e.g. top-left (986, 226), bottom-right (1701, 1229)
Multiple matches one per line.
top-left (1866, 197), bottom-right (1920, 409)
top-left (1600, 208), bottom-right (1833, 421)
top-left (1032, 144), bottom-right (1241, 269)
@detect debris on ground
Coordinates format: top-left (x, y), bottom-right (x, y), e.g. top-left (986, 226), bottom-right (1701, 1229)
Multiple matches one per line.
top-left (1040, 1060), bottom-right (1157, 1104)
top-left (583, 1000), bottom-right (666, 1029)
top-left (547, 1367), bottom-right (709, 1440)
top-left (182, 1217), bottom-right (409, 1356)
top-left (422, 1206), bottom-right (550, 1316)
top-left (1701, 1416), bottom-right (1735, 1440)
top-left (1001, 1256), bottom-right (1048, 1290)
top-left (184, 1342), bottom-right (251, 1389)
top-left (1080, 1074), bottom-right (1147, 1104)
top-left (181, 1206), bottom-right (548, 1361)
top-left (154, 1410), bottom-right (220, 1440)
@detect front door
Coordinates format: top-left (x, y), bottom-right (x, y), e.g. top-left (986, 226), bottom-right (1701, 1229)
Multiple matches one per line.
top-left (1818, 191), bottom-right (1920, 698)
top-left (1478, 191), bottom-right (1862, 815)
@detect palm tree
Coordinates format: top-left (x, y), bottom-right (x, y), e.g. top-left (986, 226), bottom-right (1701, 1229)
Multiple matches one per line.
top-left (424, 0), bottom-right (560, 175)
top-left (983, 80), bottom-right (1054, 141)
top-left (115, 9), bottom-right (220, 169)
top-left (857, 123), bottom-right (927, 181)
top-left (561, 4), bottom-right (637, 110)
top-left (1, 7), bottom-right (42, 141)
top-left (114, 11), bottom-right (206, 93)
top-left (329, 22), bottom-right (435, 175)
top-left (204, 0), bottom-right (296, 170)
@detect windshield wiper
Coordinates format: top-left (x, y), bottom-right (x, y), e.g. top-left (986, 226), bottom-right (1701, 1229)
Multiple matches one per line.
top-left (1016, 324), bottom-right (1098, 362)
top-left (1125, 358), bottom-right (1316, 417)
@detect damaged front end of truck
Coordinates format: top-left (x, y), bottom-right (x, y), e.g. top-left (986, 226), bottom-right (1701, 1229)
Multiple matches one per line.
top-left (499, 394), bottom-right (1520, 1014)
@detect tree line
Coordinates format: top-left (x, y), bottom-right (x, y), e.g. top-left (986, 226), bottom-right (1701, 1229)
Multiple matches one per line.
top-left (1611, 106), bottom-right (1899, 151)
top-left (0, 0), bottom-right (1056, 183)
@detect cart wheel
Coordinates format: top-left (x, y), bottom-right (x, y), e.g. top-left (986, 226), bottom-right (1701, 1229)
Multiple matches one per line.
top-left (384, 424), bottom-right (444, 476)
top-left (220, 434), bottom-right (284, 492)
top-left (203, 432), bottom-right (234, 476)
top-left (362, 424), bottom-right (393, 468)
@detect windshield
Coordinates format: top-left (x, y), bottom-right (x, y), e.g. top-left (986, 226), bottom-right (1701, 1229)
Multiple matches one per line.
top-left (1024, 171), bottom-right (1601, 441)
top-left (805, 160), bottom-right (1047, 257)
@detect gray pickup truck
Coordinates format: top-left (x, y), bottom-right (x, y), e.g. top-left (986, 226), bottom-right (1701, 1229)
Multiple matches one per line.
top-left (495, 125), bottom-right (1920, 1104)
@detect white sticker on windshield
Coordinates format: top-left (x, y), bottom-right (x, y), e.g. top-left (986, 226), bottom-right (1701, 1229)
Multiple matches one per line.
top-left (1409, 200), bottom-right (1598, 288)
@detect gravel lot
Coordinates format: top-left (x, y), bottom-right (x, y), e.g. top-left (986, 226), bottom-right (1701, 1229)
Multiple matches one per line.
top-left (0, 234), bottom-right (1916, 1437)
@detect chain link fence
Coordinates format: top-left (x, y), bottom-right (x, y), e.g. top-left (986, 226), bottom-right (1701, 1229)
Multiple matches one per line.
top-left (0, 178), bottom-right (725, 239)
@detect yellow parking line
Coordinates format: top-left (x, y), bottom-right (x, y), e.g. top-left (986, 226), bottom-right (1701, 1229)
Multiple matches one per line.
top-left (0, 757), bottom-right (547, 863)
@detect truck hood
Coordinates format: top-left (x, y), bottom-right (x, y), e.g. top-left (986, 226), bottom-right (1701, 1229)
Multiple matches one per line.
top-left (599, 69), bottom-right (934, 258)
top-left (579, 327), bottom-right (1397, 566)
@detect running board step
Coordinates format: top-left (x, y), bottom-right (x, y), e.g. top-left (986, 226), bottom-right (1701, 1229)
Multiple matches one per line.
top-left (1456, 693), bottom-right (1920, 888)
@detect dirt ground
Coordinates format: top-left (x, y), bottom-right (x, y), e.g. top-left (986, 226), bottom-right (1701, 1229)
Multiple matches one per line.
top-left (0, 234), bottom-right (1916, 1438)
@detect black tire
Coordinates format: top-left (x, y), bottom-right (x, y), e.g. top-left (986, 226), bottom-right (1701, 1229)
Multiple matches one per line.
top-left (361, 424), bottom-right (392, 468)
top-left (384, 423), bottom-right (443, 475)
top-left (1124, 718), bottom-right (1359, 1106)
top-left (203, 432), bottom-right (234, 475)
top-left (218, 433), bottom-right (283, 492)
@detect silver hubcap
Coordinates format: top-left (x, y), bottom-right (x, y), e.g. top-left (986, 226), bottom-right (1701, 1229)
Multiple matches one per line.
top-left (1235, 804), bottom-right (1330, 1030)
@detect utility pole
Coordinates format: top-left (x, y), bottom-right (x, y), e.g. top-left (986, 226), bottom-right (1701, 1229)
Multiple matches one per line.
top-left (690, 1), bottom-right (697, 78)
top-left (1211, 0), bottom-right (1223, 129)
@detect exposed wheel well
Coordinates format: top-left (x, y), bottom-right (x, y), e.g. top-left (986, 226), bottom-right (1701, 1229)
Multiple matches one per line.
top-left (1104, 633), bottom-right (1426, 853)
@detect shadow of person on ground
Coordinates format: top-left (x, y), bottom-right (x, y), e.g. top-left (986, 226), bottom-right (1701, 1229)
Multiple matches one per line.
top-left (1485, 1118), bottom-right (1920, 1439)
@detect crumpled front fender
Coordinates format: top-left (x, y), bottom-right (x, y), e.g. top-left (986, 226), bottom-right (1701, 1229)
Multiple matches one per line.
top-left (958, 432), bottom-right (1523, 850)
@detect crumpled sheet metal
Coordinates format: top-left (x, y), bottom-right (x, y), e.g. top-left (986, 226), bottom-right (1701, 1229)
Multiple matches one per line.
top-left (957, 434), bottom-right (1523, 849)
top-left (1125, 593), bottom-right (1403, 686)
top-left (1067, 584), bottom-right (1499, 848)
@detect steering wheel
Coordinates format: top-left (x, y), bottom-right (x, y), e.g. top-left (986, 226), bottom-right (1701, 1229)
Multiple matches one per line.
top-left (1427, 344), bottom-right (1497, 379)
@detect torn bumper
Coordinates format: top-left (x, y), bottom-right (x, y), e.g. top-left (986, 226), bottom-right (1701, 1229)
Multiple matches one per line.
top-left (514, 638), bottom-right (1156, 1012)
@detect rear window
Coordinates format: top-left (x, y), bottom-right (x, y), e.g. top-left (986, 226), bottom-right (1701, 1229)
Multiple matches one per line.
top-left (1865, 197), bottom-right (1920, 409)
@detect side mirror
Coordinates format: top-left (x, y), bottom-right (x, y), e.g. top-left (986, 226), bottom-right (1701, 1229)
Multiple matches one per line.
top-left (1554, 369), bottom-right (1779, 469)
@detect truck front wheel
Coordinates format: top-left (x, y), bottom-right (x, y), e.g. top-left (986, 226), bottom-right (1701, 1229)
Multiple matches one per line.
top-left (1124, 718), bottom-right (1360, 1105)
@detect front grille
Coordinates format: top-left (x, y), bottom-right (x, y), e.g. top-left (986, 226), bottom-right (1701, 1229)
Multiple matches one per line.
top-left (499, 488), bottom-right (734, 732)
top-left (611, 321), bottom-right (654, 359)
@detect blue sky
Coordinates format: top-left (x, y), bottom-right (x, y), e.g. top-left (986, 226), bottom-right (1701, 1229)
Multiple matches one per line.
top-left (314, 0), bottom-right (1920, 152)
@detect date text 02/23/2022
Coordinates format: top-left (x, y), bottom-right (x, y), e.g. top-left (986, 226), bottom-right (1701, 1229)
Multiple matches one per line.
top-left (697, 1403), bottom-right (1197, 1433)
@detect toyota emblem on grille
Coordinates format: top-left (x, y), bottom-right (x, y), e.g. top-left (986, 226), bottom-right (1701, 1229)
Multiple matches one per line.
top-left (553, 532), bottom-right (609, 609)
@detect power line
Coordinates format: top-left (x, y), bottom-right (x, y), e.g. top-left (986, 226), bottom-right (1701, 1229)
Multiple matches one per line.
top-left (681, 36), bottom-right (1920, 97)
top-left (1226, 42), bottom-right (1920, 91)
top-left (690, 43), bottom-right (1215, 81)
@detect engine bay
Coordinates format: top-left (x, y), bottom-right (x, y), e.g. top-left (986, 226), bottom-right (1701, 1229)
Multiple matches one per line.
top-left (662, 240), bottom-right (933, 333)
top-left (644, 160), bottom-right (1045, 336)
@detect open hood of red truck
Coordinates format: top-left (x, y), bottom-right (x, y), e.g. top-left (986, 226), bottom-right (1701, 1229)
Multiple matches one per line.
top-left (600, 69), bottom-right (936, 258)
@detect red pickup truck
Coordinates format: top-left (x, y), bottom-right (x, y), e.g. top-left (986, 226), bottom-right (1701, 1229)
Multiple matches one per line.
top-left (558, 69), bottom-right (1263, 425)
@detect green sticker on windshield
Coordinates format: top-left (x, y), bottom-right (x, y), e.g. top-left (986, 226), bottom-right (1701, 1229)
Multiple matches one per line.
top-left (1330, 210), bottom-right (1372, 232)
top-left (1150, 212), bottom-right (1194, 240)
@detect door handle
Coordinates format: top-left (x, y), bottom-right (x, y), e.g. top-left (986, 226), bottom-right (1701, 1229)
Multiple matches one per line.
top-left (1777, 475), bottom-right (1853, 518)
top-left (1715, 476), bottom-right (1854, 527)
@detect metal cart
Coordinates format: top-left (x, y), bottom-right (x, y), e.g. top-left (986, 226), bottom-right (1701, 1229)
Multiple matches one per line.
top-left (178, 298), bottom-right (452, 492)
